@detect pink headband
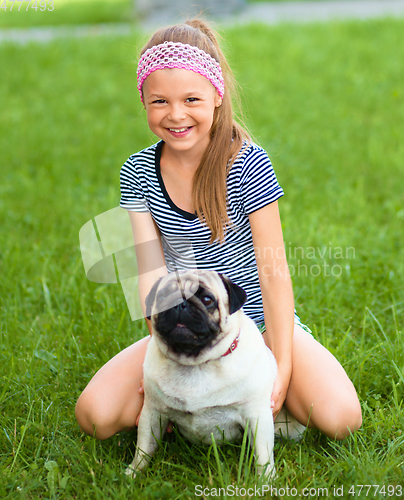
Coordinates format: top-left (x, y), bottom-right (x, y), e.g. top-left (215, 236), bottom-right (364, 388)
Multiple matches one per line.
top-left (137, 41), bottom-right (225, 104)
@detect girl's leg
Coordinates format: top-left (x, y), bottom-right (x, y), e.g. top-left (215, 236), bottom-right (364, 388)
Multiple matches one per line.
top-left (285, 325), bottom-right (362, 440)
top-left (75, 336), bottom-right (149, 440)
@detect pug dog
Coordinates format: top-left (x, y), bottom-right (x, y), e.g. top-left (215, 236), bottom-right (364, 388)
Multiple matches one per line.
top-left (126, 270), bottom-right (305, 478)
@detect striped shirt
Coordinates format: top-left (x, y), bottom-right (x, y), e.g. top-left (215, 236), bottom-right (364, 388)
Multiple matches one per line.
top-left (119, 141), bottom-right (284, 325)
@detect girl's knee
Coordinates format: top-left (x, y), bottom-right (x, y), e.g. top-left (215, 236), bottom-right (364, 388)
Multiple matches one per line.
top-left (75, 390), bottom-right (118, 440)
top-left (74, 339), bottom-right (148, 439)
top-left (75, 379), bottom-right (142, 440)
top-left (339, 399), bottom-right (362, 439)
top-left (75, 391), bottom-right (99, 438)
top-left (322, 398), bottom-right (362, 440)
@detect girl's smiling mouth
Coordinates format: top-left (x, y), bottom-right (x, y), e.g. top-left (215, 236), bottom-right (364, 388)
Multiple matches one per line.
top-left (167, 126), bottom-right (193, 137)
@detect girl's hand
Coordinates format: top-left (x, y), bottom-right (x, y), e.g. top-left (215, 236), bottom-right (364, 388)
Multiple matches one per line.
top-left (271, 368), bottom-right (291, 419)
top-left (135, 378), bottom-right (145, 427)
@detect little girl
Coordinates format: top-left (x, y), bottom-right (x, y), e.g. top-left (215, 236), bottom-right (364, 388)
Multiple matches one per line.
top-left (75, 19), bottom-right (361, 441)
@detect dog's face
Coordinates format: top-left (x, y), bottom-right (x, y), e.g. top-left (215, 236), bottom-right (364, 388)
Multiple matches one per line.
top-left (145, 270), bottom-right (247, 364)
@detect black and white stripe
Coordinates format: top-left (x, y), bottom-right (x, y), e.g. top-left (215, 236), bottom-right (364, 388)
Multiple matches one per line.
top-left (119, 141), bottom-right (284, 325)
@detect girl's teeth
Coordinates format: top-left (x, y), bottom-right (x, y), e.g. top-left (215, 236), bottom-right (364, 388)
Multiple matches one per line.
top-left (169, 127), bottom-right (188, 132)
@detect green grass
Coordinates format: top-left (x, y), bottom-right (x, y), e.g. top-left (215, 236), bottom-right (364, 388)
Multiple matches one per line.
top-left (1, 17), bottom-right (404, 499)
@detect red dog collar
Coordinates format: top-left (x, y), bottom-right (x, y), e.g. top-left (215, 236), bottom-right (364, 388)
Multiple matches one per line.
top-left (222, 332), bottom-right (240, 357)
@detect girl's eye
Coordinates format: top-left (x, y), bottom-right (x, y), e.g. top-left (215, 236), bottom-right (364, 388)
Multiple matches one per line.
top-left (152, 99), bottom-right (166, 104)
top-left (186, 97), bottom-right (199, 103)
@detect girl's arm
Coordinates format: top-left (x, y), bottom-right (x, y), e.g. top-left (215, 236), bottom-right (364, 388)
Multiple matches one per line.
top-left (248, 200), bottom-right (295, 416)
top-left (128, 211), bottom-right (167, 335)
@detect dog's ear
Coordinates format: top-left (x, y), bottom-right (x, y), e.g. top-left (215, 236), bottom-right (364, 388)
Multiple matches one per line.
top-left (219, 273), bottom-right (247, 315)
top-left (145, 277), bottom-right (163, 320)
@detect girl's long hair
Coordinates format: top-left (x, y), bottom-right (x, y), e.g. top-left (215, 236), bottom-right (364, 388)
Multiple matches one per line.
top-left (140, 18), bottom-right (251, 243)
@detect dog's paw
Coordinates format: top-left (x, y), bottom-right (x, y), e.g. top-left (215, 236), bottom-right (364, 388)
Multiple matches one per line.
top-left (257, 463), bottom-right (276, 480)
top-left (274, 407), bottom-right (306, 442)
top-left (124, 465), bottom-right (137, 479)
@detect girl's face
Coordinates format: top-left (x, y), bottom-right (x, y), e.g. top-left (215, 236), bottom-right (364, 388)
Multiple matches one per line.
top-left (142, 68), bottom-right (222, 160)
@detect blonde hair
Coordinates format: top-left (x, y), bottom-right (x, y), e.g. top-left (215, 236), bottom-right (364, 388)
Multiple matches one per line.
top-left (140, 18), bottom-right (251, 243)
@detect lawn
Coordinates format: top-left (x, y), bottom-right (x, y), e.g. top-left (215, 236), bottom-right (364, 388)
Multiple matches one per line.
top-left (1, 17), bottom-right (404, 499)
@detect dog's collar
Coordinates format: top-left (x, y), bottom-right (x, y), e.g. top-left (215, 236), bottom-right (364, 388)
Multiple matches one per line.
top-left (222, 331), bottom-right (240, 357)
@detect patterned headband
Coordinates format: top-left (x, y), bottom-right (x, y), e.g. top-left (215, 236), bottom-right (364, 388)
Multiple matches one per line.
top-left (137, 41), bottom-right (225, 104)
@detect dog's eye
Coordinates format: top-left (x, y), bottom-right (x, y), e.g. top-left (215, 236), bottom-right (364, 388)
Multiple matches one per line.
top-left (201, 295), bottom-right (214, 307)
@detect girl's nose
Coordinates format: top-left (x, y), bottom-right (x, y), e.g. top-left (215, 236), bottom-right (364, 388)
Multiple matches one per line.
top-left (168, 103), bottom-right (186, 122)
